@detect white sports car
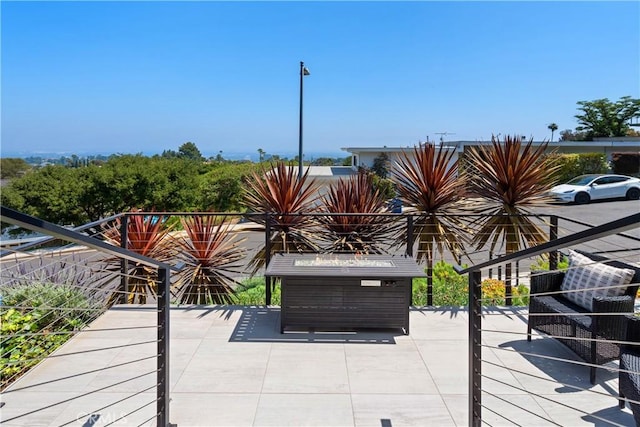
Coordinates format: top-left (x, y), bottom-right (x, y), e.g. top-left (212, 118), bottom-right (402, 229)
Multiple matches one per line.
top-left (548, 174), bottom-right (640, 204)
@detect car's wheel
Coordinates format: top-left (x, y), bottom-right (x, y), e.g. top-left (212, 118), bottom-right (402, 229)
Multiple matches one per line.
top-left (626, 188), bottom-right (640, 200)
top-left (575, 192), bottom-right (590, 204)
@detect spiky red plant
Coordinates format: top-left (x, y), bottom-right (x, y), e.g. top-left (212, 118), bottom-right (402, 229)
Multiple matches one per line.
top-left (391, 143), bottom-right (468, 265)
top-left (172, 215), bottom-right (247, 304)
top-left (103, 213), bottom-right (173, 304)
top-left (318, 172), bottom-right (395, 254)
top-left (466, 135), bottom-right (557, 207)
top-left (243, 161), bottom-right (321, 273)
top-left (465, 135), bottom-right (560, 255)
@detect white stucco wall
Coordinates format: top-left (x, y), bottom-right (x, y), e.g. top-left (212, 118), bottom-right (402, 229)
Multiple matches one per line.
top-left (345, 146), bottom-right (459, 174)
top-left (344, 140), bottom-right (639, 173)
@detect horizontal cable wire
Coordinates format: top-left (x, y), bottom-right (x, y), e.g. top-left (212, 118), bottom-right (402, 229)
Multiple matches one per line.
top-left (481, 359), bottom-right (627, 400)
top-left (0, 262), bottom-right (157, 301)
top-left (0, 248), bottom-right (107, 278)
top-left (0, 337), bottom-right (158, 387)
top-left (0, 311), bottom-right (114, 364)
top-left (102, 399), bottom-right (158, 427)
top-left (1, 370), bottom-right (159, 423)
top-left (1, 304), bottom-right (106, 312)
top-left (481, 343), bottom-right (624, 373)
top-left (0, 324), bottom-right (158, 341)
top-left (481, 390), bottom-right (561, 426)
top-left (479, 402), bottom-right (521, 426)
top-left (481, 328), bottom-right (640, 347)
top-left (0, 302), bottom-right (121, 359)
top-left (137, 415), bottom-right (158, 427)
top-left (2, 340), bottom-right (159, 366)
top-left (4, 355), bottom-right (158, 394)
top-left (523, 283), bottom-right (638, 299)
top-left (57, 384), bottom-right (157, 427)
top-left (481, 374), bottom-right (627, 427)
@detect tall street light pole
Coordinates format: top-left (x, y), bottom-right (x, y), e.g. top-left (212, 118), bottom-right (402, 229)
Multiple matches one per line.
top-left (298, 61), bottom-right (310, 180)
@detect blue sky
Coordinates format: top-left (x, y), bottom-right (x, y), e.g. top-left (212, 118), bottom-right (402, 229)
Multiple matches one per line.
top-left (1, 1), bottom-right (639, 159)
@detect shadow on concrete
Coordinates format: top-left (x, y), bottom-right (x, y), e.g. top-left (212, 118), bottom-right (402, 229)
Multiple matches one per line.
top-left (581, 405), bottom-right (634, 426)
top-left (498, 337), bottom-right (618, 394)
top-left (227, 306), bottom-right (402, 344)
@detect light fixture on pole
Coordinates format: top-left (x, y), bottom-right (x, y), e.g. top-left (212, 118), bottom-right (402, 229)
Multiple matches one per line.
top-left (298, 61), bottom-right (310, 180)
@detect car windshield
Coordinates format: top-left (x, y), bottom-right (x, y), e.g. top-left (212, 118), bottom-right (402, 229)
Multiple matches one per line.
top-left (566, 175), bottom-right (598, 186)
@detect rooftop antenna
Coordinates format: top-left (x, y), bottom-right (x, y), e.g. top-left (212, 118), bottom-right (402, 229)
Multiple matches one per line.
top-left (435, 132), bottom-right (456, 143)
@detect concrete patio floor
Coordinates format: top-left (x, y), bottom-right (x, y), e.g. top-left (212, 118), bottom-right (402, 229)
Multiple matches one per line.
top-left (1, 305), bottom-right (635, 426)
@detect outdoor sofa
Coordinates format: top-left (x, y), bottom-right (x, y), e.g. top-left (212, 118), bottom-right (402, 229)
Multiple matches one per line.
top-left (527, 250), bottom-right (640, 384)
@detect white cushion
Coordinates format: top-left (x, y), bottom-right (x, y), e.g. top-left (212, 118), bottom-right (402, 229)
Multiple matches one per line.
top-left (560, 250), bottom-right (634, 311)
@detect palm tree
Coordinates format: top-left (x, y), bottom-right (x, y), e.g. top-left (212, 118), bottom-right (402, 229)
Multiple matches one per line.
top-left (465, 135), bottom-right (559, 303)
top-left (391, 144), bottom-right (469, 305)
top-left (318, 172), bottom-right (395, 254)
top-left (548, 123), bottom-right (558, 142)
top-left (242, 161), bottom-right (321, 274)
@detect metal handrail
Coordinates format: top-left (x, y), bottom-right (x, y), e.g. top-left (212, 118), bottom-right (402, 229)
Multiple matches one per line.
top-left (1, 205), bottom-right (176, 425)
top-left (461, 212), bottom-right (640, 426)
top-left (0, 206), bottom-right (176, 270)
top-left (0, 212), bottom-right (125, 257)
top-left (457, 212), bottom-right (640, 274)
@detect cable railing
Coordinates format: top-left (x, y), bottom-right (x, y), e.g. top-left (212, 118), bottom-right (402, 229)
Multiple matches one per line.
top-left (2, 207), bottom-right (639, 425)
top-left (458, 212), bottom-right (640, 426)
top-left (0, 206), bottom-right (176, 427)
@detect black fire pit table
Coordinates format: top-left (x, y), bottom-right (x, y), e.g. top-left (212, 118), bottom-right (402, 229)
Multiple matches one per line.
top-left (265, 253), bottom-right (427, 334)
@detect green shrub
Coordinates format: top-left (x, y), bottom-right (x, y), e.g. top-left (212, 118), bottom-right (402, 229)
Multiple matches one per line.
top-left (530, 254), bottom-right (569, 272)
top-left (412, 261), bottom-right (468, 306)
top-left (412, 261), bottom-right (530, 307)
top-left (578, 153), bottom-right (610, 174)
top-left (234, 277), bottom-right (281, 306)
top-left (0, 282), bottom-right (100, 390)
top-left (1, 282), bottom-right (98, 329)
top-left (480, 278), bottom-right (529, 306)
top-left (548, 153), bottom-right (609, 183)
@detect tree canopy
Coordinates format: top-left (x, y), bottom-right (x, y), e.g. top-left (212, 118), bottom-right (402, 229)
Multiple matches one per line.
top-left (0, 158), bottom-right (30, 179)
top-left (575, 96), bottom-right (640, 139)
top-left (178, 142), bottom-right (204, 161)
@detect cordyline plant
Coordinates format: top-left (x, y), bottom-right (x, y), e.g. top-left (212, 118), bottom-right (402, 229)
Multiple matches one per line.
top-left (242, 161), bottom-right (321, 274)
top-left (103, 213), bottom-right (174, 304)
top-left (391, 143), bottom-right (469, 305)
top-left (318, 172), bottom-right (396, 254)
top-left (464, 134), bottom-right (559, 258)
top-left (391, 143), bottom-right (469, 265)
top-left (171, 215), bottom-right (247, 304)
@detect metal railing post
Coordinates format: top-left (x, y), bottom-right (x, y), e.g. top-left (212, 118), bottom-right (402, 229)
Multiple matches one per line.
top-left (549, 215), bottom-right (559, 271)
top-left (406, 214), bottom-right (414, 257)
top-left (488, 250), bottom-right (493, 279)
top-left (469, 270), bottom-right (482, 426)
top-left (505, 263), bottom-right (512, 306)
top-left (265, 214), bottom-right (272, 306)
top-left (157, 267), bottom-right (172, 427)
top-left (427, 265), bottom-right (433, 306)
top-left (120, 215), bottom-right (129, 304)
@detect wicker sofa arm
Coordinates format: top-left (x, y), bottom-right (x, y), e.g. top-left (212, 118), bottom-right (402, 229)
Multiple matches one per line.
top-left (530, 271), bottom-right (564, 295)
top-left (592, 295), bottom-right (636, 341)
